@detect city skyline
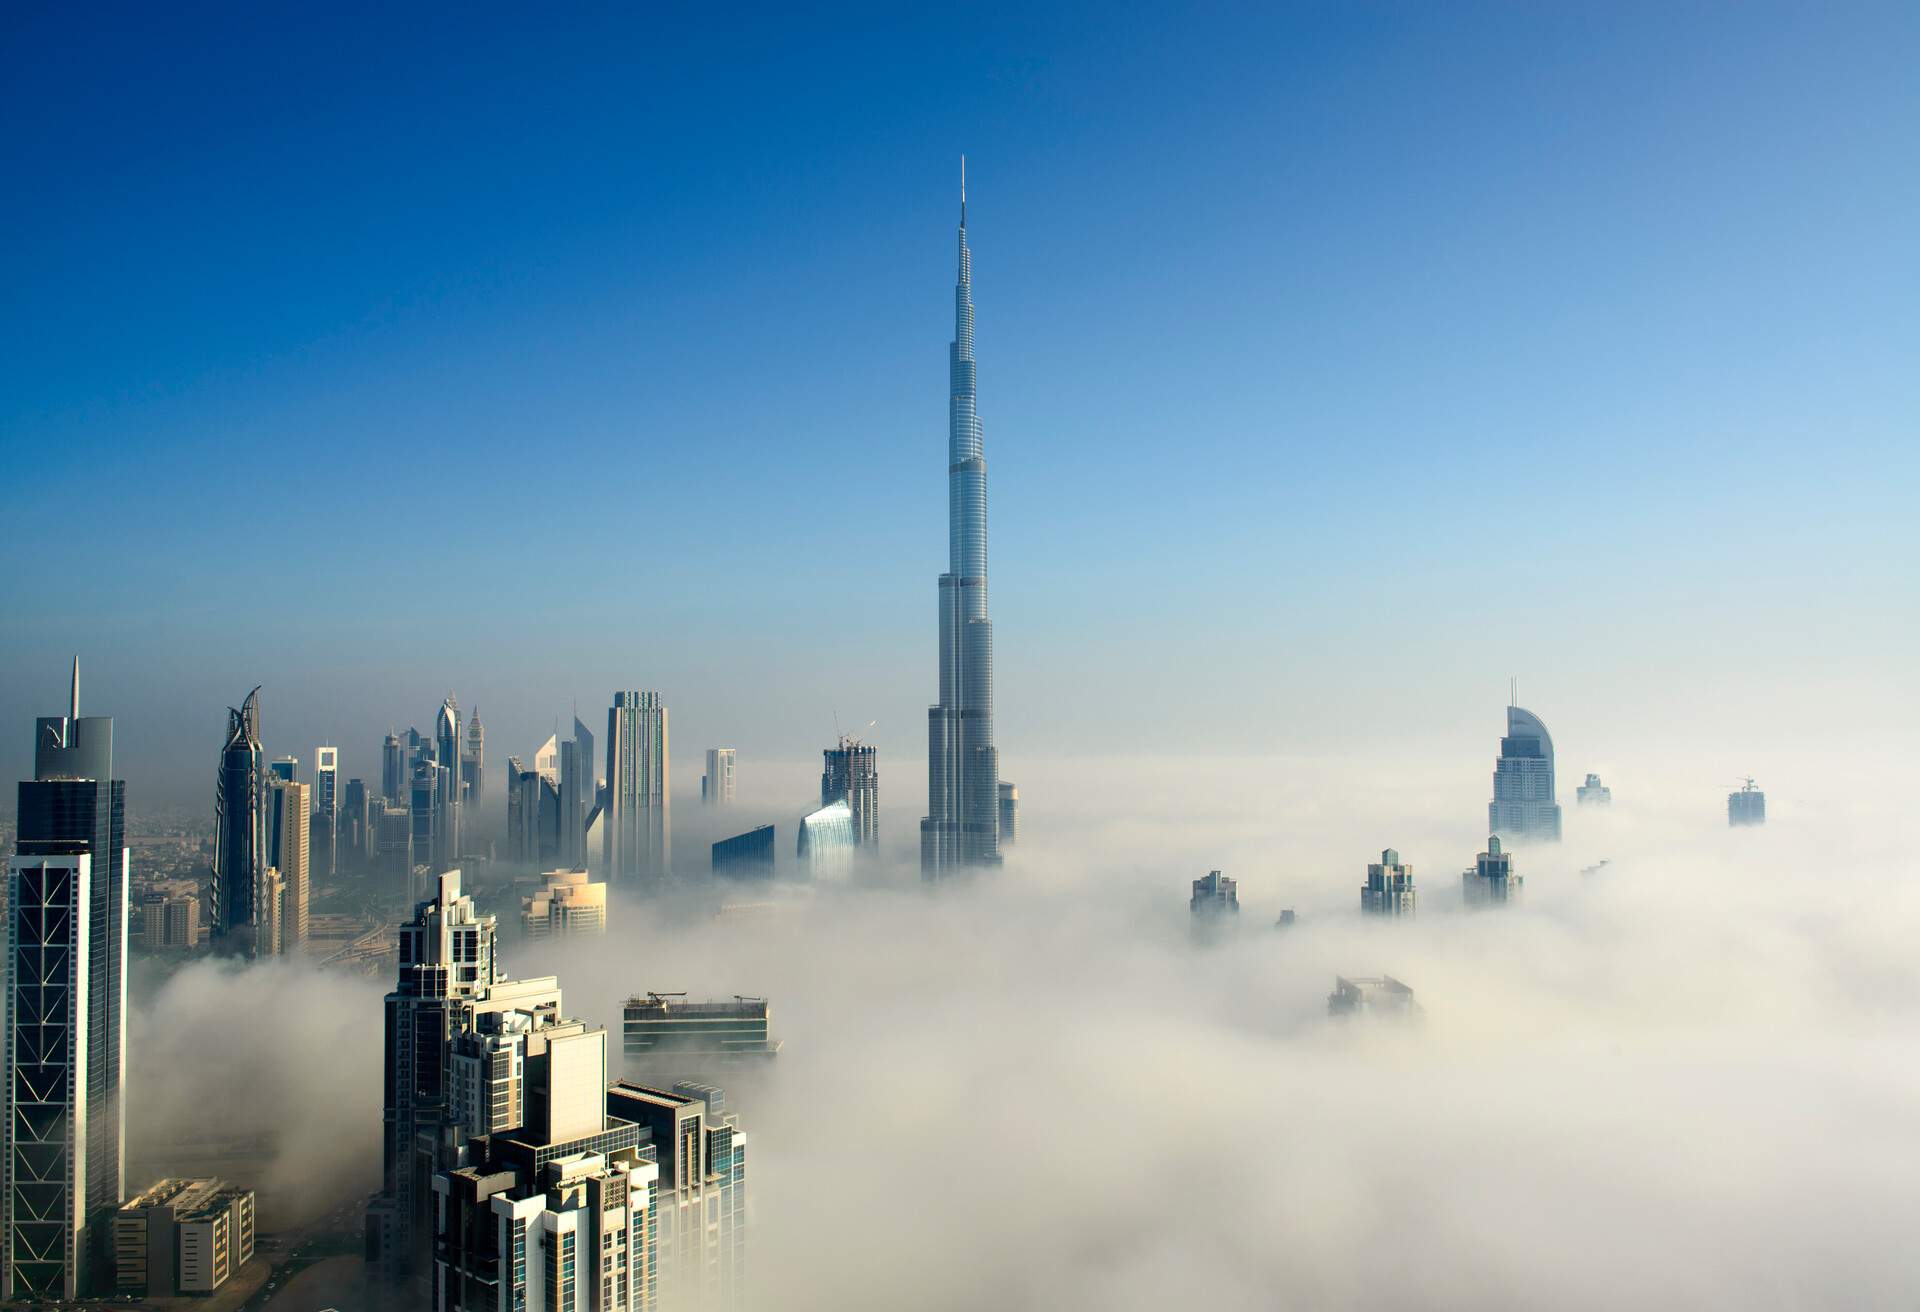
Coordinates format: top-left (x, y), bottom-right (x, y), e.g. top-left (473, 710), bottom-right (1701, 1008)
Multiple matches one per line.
top-left (3, 5), bottom-right (1911, 803)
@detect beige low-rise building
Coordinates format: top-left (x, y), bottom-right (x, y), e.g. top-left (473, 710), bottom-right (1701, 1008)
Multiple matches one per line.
top-left (521, 868), bottom-right (607, 939)
top-left (114, 1177), bottom-right (256, 1295)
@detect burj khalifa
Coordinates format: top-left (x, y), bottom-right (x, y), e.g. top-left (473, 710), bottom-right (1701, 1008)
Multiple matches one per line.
top-left (923, 160), bottom-right (1011, 875)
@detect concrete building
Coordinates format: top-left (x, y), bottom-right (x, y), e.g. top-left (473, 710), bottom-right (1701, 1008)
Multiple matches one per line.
top-left (607, 1081), bottom-right (749, 1311)
top-left (374, 800), bottom-right (413, 885)
top-left (10, 659), bottom-right (129, 1299)
top-left (1489, 702), bottom-right (1563, 843)
top-left (1361, 848), bottom-right (1416, 917)
top-left (711, 826), bottom-right (774, 879)
top-left (622, 995), bottom-right (781, 1067)
top-left (820, 736), bottom-right (878, 846)
top-left (1576, 773), bottom-right (1612, 807)
top-left (606, 691), bottom-right (670, 884)
top-left (703, 747), bottom-right (736, 806)
top-left (1327, 975), bottom-right (1420, 1020)
top-left (1190, 870), bottom-right (1239, 918)
top-left (1462, 835), bottom-right (1523, 906)
top-left (1729, 778), bottom-right (1766, 827)
top-left (522, 868), bottom-right (608, 939)
top-left (136, 883), bottom-right (203, 951)
top-left (113, 1178), bottom-right (255, 1296)
top-left (269, 777), bottom-right (310, 952)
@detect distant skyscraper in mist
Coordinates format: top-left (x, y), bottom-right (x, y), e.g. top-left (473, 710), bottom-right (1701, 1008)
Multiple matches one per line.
top-left (381, 732), bottom-right (405, 803)
top-left (1361, 848), bottom-right (1416, 916)
top-left (923, 163), bottom-right (1011, 876)
top-left (703, 747), bottom-right (736, 805)
top-left (463, 706), bottom-right (484, 805)
top-left (1728, 778), bottom-right (1766, 827)
top-left (1462, 835), bottom-right (1523, 906)
top-left (560, 717), bottom-right (595, 873)
top-left (1576, 773), bottom-right (1611, 807)
top-left (997, 781), bottom-right (1019, 848)
top-left (606, 691), bottom-right (670, 883)
top-left (267, 778), bottom-right (310, 953)
top-left (8, 659), bottom-right (128, 1300)
top-left (343, 776), bottom-right (370, 866)
top-left (212, 687), bottom-right (267, 947)
top-left (713, 825), bottom-right (775, 878)
top-left (821, 736), bottom-right (878, 846)
top-left (314, 745), bottom-right (339, 877)
top-left (1489, 702), bottom-right (1562, 843)
top-left (1191, 870), bottom-right (1239, 918)
top-left (436, 695), bottom-right (463, 862)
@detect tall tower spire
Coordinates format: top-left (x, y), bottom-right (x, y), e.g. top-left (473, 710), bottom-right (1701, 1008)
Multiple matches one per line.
top-left (923, 163), bottom-right (1004, 876)
top-left (69, 654), bottom-right (79, 720)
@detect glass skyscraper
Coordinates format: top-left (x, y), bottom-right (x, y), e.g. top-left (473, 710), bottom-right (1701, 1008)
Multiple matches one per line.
top-left (212, 687), bottom-right (267, 945)
top-left (9, 660), bottom-right (128, 1299)
top-left (1488, 703), bottom-right (1563, 843)
top-left (923, 161), bottom-right (1012, 876)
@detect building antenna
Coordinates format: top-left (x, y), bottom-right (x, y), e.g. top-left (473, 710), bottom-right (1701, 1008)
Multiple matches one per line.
top-left (69, 654), bottom-right (79, 720)
top-left (1509, 675), bottom-right (1517, 707)
top-left (960, 154), bottom-right (966, 225)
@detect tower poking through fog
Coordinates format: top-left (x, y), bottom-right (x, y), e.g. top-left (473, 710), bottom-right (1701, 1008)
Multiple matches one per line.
top-left (923, 158), bottom-right (1012, 876)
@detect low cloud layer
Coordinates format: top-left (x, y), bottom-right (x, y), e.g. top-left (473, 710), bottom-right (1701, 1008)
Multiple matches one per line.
top-left (127, 749), bottom-right (1920, 1307)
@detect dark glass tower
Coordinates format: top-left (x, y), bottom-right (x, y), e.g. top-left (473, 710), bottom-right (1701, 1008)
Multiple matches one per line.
top-left (923, 160), bottom-right (1007, 875)
top-left (14, 658), bottom-right (128, 1290)
top-left (212, 686), bottom-right (267, 945)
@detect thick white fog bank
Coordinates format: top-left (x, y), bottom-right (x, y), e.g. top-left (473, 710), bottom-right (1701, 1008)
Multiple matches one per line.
top-left (128, 959), bottom-right (386, 1224)
top-left (519, 750), bottom-right (1920, 1310)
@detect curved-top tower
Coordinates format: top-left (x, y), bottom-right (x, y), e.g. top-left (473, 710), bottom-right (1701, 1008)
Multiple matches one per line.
top-left (923, 159), bottom-right (1004, 875)
top-left (1489, 702), bottom-right (1562, 843)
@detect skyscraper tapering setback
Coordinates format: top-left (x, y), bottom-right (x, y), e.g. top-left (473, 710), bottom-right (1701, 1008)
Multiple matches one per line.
top-left (923, 160), bottom-right (1011, 876)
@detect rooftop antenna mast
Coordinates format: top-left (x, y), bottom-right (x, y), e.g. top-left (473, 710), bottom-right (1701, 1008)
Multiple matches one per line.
top-left (961, 154), bottom-right (966, 225)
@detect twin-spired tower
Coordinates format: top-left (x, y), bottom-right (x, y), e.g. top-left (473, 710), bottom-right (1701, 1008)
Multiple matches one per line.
top-left (922, 160), bottom-right (1014, 875)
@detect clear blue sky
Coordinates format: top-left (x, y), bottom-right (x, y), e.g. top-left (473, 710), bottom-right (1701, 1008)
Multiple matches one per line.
top-left (2, 2), bottom-right (1914, 802)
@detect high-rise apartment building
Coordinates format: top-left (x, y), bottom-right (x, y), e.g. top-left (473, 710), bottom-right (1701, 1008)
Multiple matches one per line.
top-left (924, 163), bottom-right (1012, 876)
top-left (314, 746), bottom-right (339, 878)
top-left (607, 1081), bottom-right (749, 1310)
top-left (374, 801), bottom-right (413, 884)
top-left (1729, 778), bottom-right (1766, 827)
top-left (1576, 773), bottom-right (1611, 807)
top-left (607, 691), bottom-right (670, 884)
top-left (212, 687), bottom-right (267, 946)
top-left (998, 781), bottom-right (1019, 849)
top-left (702, 747), bottom-right (736, 806)
top-left (1462, 835), bottom-right (1523, 906)
top-left (8, 659), bottom-right (130, 1299)
top-left (367, 870), bottom-right (566, 1280)
top-left (135, 885), bottom-right (203, 951)
top-left (821, 736), bottom-right (878, 846)
top-left (267, 778), bottom-right (310, 952)
top-left (1489, 702), bottom-right (1563, 843)
top-left (1361, 848), bottom-right (1416, 917)
top-left (1191, 870), bottom-right (1239, 918)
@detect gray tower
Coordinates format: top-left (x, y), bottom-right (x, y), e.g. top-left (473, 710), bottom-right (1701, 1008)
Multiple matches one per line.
top-left (822, 735), bottom-right (879, 847)
top-left (923, 159), bottom-right (1008, 876)
top-left (605, 690), bottom-right (670, 883)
